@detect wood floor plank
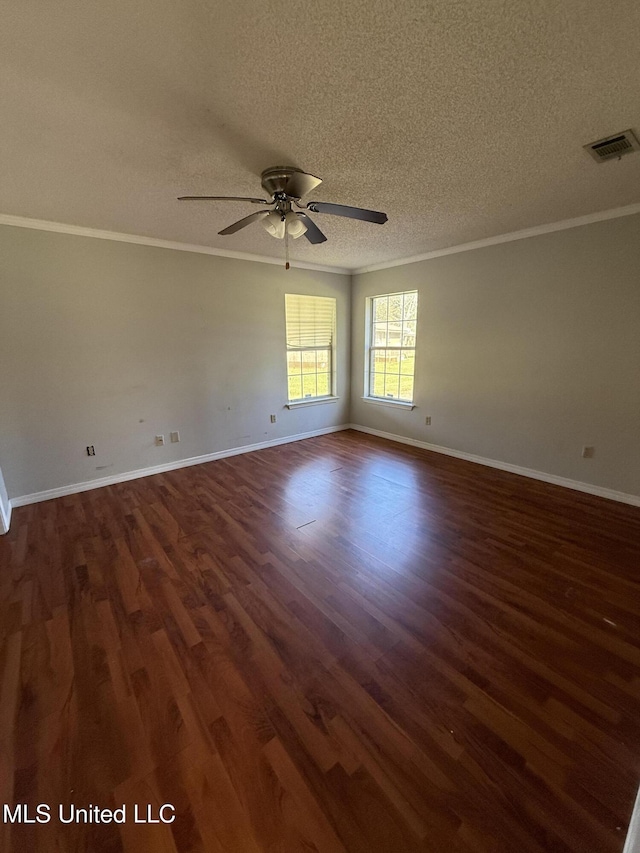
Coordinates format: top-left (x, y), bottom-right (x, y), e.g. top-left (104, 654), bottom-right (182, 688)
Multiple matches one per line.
top-left (263, 736), bottom-right (348, 853)
top-left (1, 430), bottom-right (639, 851)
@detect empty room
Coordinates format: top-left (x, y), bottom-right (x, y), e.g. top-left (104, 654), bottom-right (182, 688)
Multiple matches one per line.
top-left (1, 1), bottom-right (640, 851)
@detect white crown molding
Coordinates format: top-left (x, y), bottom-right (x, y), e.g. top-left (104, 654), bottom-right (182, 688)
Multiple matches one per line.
top-left (9, 424), bottom-right (351, 510)
top-left (0, 213), bottom-right (351, 276)
top-left (349, 424), bottom-right (640, 507)
top-left (353, 202), bottom-right (640, 274)
top-left (3, 203), bottom-right (639, 277)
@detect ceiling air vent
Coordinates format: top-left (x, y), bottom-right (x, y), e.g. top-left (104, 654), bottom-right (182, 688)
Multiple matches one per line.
top-left (584, 129), bottom-right (640, 163)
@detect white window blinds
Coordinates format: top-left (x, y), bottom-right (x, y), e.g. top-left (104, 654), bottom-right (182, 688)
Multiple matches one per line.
top-left (285, 294), bottom-right (335, 350)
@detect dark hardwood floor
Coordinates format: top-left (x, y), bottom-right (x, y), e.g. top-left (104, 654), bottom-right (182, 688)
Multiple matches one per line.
top-left (1, 429), bottom-right (640, 852)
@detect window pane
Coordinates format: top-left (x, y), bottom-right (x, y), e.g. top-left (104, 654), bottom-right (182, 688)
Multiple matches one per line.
top-left (287, 350), bottom-right (301, 369)
top-left (301, 350), bottom-right (316, 372)
top-left (371, 372), bottom-right (385, 398)
top-left (399, 375), bottom-right (414, 402)
top-left (384, 375), bottom-right (400, 399)
top-left (317, 373), bottom-right (330, 396)
top-left (386, 349), bottom-right (401, 373)
top-left (316, 349), bottom-right (330, 370)
top-left (387, 322), bottom-right (402, 347)
top-left (403, 292), bottom-right (418, 320)
top-left (388, 294), bottom-right (402, 321)
top-left (374, 296), bottom-right (388, 321)
top-left (403, 321), bottom-right (416, 347)
top-left (302, 373), bottom-right (317, 398)
top-left (288, 375), bottom-right (302, 400)
top-left (400, 351), bottom-right (415, 375)
top-left (373, 323), bottom-right (388, 346)
top-left (371, 348), bottom-right (386, 372)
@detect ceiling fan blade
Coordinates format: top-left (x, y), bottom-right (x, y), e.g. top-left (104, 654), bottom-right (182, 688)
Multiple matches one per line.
top-left (284, 171), bottom-right (323, 199)
top-left (305, 201), bottom-right (388, 224)
top-left (178, 195), bottom-right (270, 204)
top-left (296, 213), bottom-right (327, 244)
top-left (218, 210), bottom-right (270, 235)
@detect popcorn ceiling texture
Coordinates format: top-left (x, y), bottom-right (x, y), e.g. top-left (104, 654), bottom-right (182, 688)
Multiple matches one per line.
top-left (1, 0), bottom-right (639, 270)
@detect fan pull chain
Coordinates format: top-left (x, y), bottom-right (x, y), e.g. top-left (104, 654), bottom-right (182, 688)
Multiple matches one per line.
top-left (285, 224), bottom-right (290, 270)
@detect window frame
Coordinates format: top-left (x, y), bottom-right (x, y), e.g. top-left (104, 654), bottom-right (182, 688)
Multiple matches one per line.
top-left (285, 294), bottom-right (337, 406)
top-left (364, 290), bottom-right (418, 408)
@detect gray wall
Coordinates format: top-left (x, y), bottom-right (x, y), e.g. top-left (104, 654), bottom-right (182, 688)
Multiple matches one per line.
top-left (351, 214), bottom-right (640, 497)
top-left (0, 226), bottom-right (350, 498)
top-left (2, 212), bottom-right (639, 505)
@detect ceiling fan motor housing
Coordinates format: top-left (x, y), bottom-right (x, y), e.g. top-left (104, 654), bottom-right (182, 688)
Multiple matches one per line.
top-left (261, 166), bottom-right (305, 198)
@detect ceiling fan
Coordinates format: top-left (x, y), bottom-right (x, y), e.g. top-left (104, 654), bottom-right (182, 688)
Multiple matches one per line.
top-left (178, 166), bottom-right (388, 253)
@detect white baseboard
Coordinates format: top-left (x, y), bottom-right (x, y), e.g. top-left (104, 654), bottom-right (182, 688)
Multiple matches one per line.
top-left (0, 496), bottom-right (11, 535)
top-left (7, 421), bottom-right (640, 518)
top-left (624, 784), bottom-right (640, 853)
top-left (10, 424), bottom-right (351, 510)
top-left (349, 424), bottom-right (640, 508)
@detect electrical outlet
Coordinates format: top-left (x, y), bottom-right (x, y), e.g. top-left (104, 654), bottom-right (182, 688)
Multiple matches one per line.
top-left (86, 445), bottom-right (95, 457)
top-left (155, 435), bottom-right (165, 446)
top-left (582, 445), bottom-right (595, 458)
top-left (270, 414), bottom-right (277, 423)
top-left (425, 416), bottom-right (431, 426)
top-left (170, 431), bottom-right (180, 443)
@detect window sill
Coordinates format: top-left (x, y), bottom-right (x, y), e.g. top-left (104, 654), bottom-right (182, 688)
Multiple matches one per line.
top-left (361, 396), bottom-right (416, 410)
top-left (286, 396), bottom-right (340, 409)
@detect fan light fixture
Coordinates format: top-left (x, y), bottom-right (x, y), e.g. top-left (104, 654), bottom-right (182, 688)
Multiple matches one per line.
top-left (262, 210), bottom-right (285, 238)
top-left (261, 210), bottom-right (307, 240)
top-left (285, 210), bottom-right (307, 239)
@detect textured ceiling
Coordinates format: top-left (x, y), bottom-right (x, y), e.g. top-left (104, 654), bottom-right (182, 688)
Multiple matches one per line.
top-left (1, 0), bottom-right (640, 271)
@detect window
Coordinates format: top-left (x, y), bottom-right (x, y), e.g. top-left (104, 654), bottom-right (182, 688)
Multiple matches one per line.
top-left (285, 294), bottom-right (336, 403)
top-left (367, 290), bottom-right (417, 403)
